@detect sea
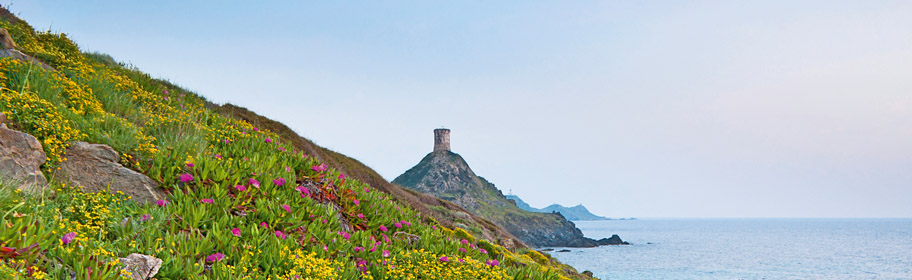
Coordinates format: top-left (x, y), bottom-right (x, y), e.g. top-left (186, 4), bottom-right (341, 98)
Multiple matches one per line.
top-left (547, 219), bottom-right (912, 280)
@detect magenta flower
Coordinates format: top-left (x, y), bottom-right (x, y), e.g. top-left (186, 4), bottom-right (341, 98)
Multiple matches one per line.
top-left (260, 222), bottom-right (269, 228)
top-left (235, 185), bottom-right (247, 191)
top-left (275, 230), bottom-right (286, 239)
top-left (282, 204), bottom-right (291, 213)
top-left (439, 256), bottom-right (449, 262)
top-left (295, 186), bottom-right (310, 195)
top-left (369, 246), bottom-right (376, 253)
top-left (382, 250), bottom-right (390, 258)
top-left (285, 166), bottom-right (292, 172)
top-left (206, 253), bottom-right (225, 263)
top-left (459, 248), bottom-right (467, 253)
top-left (179, 173), bottom-right (193, 183)
top-left (156, 200), bottom-right (169, 207)
top-left (163, 96), bottom-right (169, 101)
top-left (401, 220), bottom-right (411, 226)
top-left (339, 174), bottom-right (346, 180)
top-left (461, 239), bottom-right (469, 245)
top-left (353, 198), bottom-right (360, 206)
top-left (364, 188), bottom-right (371, 193)
top-left (61, 232), bottom-right (76, 245)
top-left (342, 232), bottom-right (351, 240)
top-left (379, 225), bottom-right (388, 232)
top-left (357, 213), bottom-right (365, 219)
top-left (480, 248), bottom-right (488, 254)
top-left (354, 246), bottom-right (364, 252)
top-left (186, 162), bottom-right (194, 168)
top-left (163, 90), bottom-right (169, 95)
top-left (486, 259), bottom-right (500, 266)
top-left (253, 127), bottom-right (259, 132)
top-left (249, 178), bottom-right (260, 188)
top-left (394, 222), bottom-right (402, 229)
top-left (201, 199), bottom-right (214, 204)
top-left (265, 138), bottom-right (272, 143)
top-left (311, 163), bottom-right (327, 172)
top-left (273, 178), bottom-right (285, 186)
top-left (215, 154), bottom-right (222, 159)
top-left (141, 214), bottom-right (150, 222)
top-left (231, 228), bottom-right (241, 237)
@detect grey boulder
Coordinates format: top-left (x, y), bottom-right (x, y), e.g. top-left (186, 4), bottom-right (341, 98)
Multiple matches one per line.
top-left (53, 141), bottom-right (166, 204)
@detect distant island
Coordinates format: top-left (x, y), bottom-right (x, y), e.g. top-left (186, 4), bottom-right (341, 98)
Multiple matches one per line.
top-left (506, 194), bottom-right (610, 221)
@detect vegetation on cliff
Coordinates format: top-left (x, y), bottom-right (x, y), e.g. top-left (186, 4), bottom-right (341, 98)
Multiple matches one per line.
top-left (0, 8), bottom-right (592, 280)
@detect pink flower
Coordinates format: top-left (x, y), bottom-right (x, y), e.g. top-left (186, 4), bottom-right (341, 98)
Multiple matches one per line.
top-left (275, 230), bottom-right (286, 239)
top-left (439, 256), bottom-right (449, 262)
top-left (461, 239), bottom-right (469, 245)
top-left (353, 198), bottom-right (360, 206)
top-left (285, 166), bottom-right (291, 172)
top-left (401, 220), bottom-right (411, 226)
top-left (273, 178), bottom-right (285, 186)
top-left (296, 186), bottom-right (310, 195)
top-left (235, 185), bottom-right (247, 191)
top-left (382, 250), bottom-right (390, 258)
top-left (311, 163), bottom-right (327, 172)
top-left (179, 173), bottom-right (193, 183)
top-left (282, 204), bottom-right (291, 213)
top-left (486, 259), bottom-right (500, 266)
top-left (394, 222), bottom-right (402, 229)
top-left (163, 90), bottom-right (169, 95)
top-left (163, 96), bottom-right (169, 101)
top-left (260, 222), bottom-right (269, 228)
top-left (231, 228), bottom-right (241, 237)
top-left (459, 248), bottom-right (467, 253)
top-left (156, 200), bottom-right (169, 207)
top-left (379, 225), bottom-right (388, 232)
top-left (253, 127), bottom-right (259, 132)
top-left (369, 246), bottom-right (376, 252)
top-left (61, 232), bottom-right (76, 245)
top-left (186, 162), bottom-right (194, 168)
top-left (354, 247), bottom-right (364, 252)
top-left (205, 253), bottom-right (225, 263)
top-left (265, 138), bottom-right (272, 143)
top-left (141, 214), bottom-right (150, 221)
top-left (201, 199), bottom-right (214, 204)
top-left (357, 213), bottom-right (365, 219)
top-left (342, 232), bottom-right (351, 240)
top-left (339, 174), bottom-right (346, 180)
top-left (364, 188), bottom-right (371, 193)
top-left (249, 178), bottom-right (260, 188)
top-left (215, 154), bottom-right (222, 159)
top-left (480, 249), bottom-right (488, 254)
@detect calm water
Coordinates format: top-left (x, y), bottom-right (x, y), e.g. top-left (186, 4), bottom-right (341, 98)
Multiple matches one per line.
top-left (548, 219), bottom-right (912, 279)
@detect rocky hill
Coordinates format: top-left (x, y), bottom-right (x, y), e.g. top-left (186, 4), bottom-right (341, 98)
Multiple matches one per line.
top-left (394, 146), bottom-right (625, 247)
top-left (506, 195), bottom-right (609, 221)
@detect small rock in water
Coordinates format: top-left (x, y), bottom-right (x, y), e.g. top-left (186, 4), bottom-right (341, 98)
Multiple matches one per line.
top-left (557, 249), bottom-right (571, 252)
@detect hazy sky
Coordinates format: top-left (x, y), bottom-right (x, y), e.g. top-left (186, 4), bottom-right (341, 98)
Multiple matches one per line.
top-left (11, 1), bottom-right (912, 218)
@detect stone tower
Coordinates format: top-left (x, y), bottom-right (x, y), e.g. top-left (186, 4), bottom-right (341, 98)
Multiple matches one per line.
top-left (433, 128), bottom-right (450, 152)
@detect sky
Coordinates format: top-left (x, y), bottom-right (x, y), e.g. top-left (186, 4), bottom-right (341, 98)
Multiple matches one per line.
top-left (9, 1), bottom-right (912, 218)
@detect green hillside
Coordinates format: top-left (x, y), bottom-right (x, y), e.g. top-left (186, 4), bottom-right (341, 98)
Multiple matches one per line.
top-left (0, 8), bottom-right (592, 280)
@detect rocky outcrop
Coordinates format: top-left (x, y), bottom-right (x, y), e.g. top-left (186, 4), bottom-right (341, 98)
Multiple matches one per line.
top-left (595, 234), bottom-right (629, 245)
top-left (0, 115), bottom-right (48, 191)
top-left (118, 254), bottom-right (162, 280)
top-left (53, 142), bottom-right (165, 204)
top-left (394, 149), bottom-right (621, 247)
top-left (0, 28), bottom-right (55, 71)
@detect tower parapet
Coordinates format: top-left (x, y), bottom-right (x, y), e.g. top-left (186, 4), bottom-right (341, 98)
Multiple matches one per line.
top-left (433, 128), bottom-right (450, 152)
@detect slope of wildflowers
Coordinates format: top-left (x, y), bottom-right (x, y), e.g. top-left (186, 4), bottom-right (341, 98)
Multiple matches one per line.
top-left (0, 9), bottom-right (593, 280)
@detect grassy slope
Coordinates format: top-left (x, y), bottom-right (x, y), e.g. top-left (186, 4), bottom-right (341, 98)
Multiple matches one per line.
top-left (213, 104), bottom-right (522, 248)
top-left (0, 7), bottom-right (592, 280)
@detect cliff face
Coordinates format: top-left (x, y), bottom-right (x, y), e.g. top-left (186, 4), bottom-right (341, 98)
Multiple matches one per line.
top-left (393, 150), bottom-right (603, 247)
